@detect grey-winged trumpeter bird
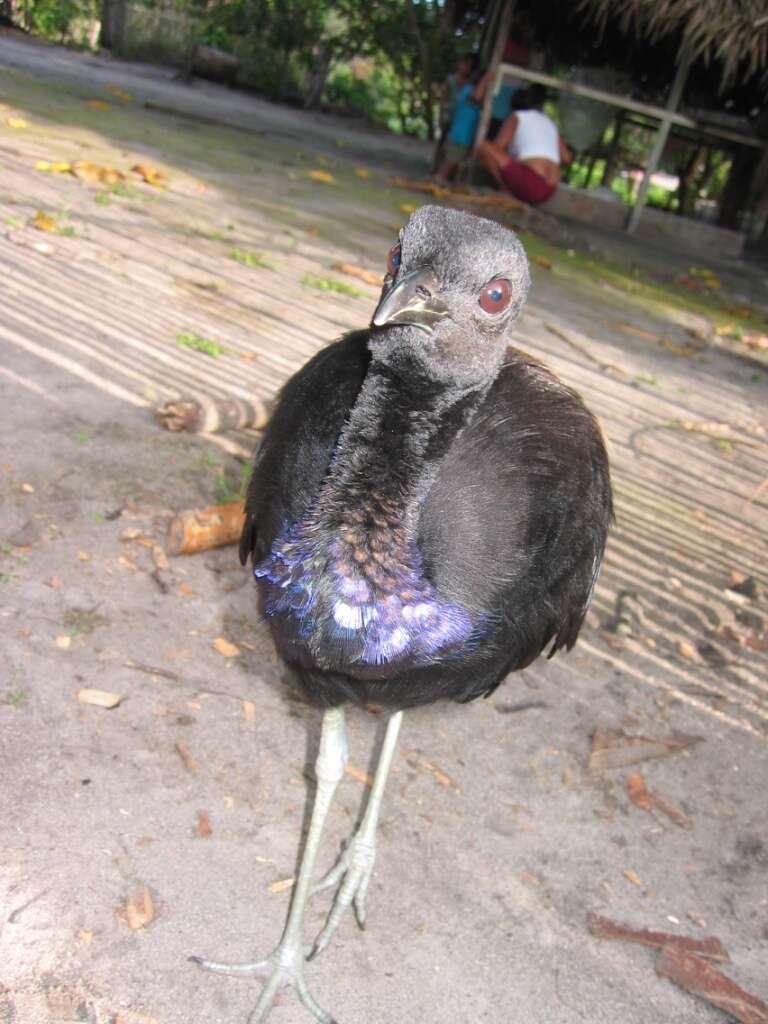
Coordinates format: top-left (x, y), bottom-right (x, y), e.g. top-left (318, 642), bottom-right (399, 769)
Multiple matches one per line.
top-left (191, 205), bottom-right (612, 1022)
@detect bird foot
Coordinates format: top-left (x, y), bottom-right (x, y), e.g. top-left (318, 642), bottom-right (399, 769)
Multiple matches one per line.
top-left (190, 937), bottom-right (336, 1024)
top-left (309, 833), bottom-right (376, 959)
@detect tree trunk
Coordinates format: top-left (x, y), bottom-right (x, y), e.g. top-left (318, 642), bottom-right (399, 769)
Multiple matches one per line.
top-left (718, 147), bottom-right (759, 229)
top-left (601, 111), bottom-right (625, 186)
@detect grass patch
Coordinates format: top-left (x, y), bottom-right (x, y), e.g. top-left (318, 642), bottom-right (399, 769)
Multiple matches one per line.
top-left (62, 607), bottom-right (110, 636)
top-left (4, 687), bottom-right (28, 706)
top-left (301, 274), bottom-right (365, 297)
top-left (213, 462), bottom-right (252, 504)
top-left (176, 331), bottom-right (225, 357)
top-left (230, 248), bottom-right (275, 270)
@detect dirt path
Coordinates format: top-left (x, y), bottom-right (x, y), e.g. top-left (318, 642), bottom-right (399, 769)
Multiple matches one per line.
top-left (1, 38), bottom-right (767, 1024)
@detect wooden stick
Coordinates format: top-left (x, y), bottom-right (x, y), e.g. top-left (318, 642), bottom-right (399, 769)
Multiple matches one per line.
top-left (166, 501), bottom-right (245, 556)
top-left (155, 395), bottom-right (274, 434)
top-left (656, 947), bottom-right (768, 1024)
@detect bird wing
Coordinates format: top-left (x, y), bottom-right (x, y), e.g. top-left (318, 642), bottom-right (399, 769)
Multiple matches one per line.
top-left (239, 331), bottom-right (371, 566)
top-left (419, 348), bottom-right (612, 671)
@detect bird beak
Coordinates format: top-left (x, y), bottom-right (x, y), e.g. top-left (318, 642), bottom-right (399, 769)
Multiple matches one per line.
top-left (371, 268), bottom-right (449, 334)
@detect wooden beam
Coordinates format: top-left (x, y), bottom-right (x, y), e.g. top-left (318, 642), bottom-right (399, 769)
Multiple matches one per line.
top-left (626, 56), bottom-right (690, 234)
top-left (468, 0), bottom-right (515, 177)
top-left (494, 63), bottom-right (762, 149)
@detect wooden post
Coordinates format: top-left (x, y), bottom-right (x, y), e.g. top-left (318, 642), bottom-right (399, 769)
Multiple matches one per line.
top-left (468, 0), bottom-right (515, 179)
top-left (626, 55), bottom-right (690, 234)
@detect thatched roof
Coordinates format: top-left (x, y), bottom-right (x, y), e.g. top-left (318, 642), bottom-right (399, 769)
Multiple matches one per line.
top-left (579, 0), bottom-right (768, 85)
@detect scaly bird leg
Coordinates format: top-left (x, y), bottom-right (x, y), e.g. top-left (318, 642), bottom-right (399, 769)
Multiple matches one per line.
top-left (309, 710), bottom-right (403, 960)
top-left (191, 706), bottom-right (348, 1024)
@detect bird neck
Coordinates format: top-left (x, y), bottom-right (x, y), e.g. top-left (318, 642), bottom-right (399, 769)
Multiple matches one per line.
top-left (318, 361), bottom-right (487, 523)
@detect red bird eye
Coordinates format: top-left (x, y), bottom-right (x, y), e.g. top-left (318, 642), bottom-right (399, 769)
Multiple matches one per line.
top-left (386, 243), bottom-right (402, 276)
top-left (479, 278), bottom-right (512, 315)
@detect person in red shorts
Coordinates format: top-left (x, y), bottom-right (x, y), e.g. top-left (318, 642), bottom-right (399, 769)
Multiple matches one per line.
top-left (477, 85), bottom-right (571, 205)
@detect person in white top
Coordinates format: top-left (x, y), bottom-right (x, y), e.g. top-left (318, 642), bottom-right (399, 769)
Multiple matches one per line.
top-left (477, 85), bottom-right (571, 205)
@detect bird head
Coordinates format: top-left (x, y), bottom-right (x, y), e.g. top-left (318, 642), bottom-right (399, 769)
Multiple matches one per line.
top-left (369, 205), bottom-right (530, 388)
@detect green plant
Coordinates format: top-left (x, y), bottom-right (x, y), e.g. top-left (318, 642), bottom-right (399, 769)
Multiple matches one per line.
top-left (230, 248), bottom-right (275, 270)
top-left (176, 331), bottom-right (225, 357)
top-left (301, 274), bottom-right (364, 297)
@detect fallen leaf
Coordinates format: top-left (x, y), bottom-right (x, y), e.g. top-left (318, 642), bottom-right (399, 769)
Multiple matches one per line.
top-left (175, 740), bottom-right (198, 774)
top-left (195, 810), bottom-right (212, 837)
top-left (355, 167), bottom-right (371, 178)
top-left (177, 583), bottom-right (197, 598)
top-left (47, 575), bottom-right (62, 588)
top-left (35, 160), bottom-right (72, 173)
top-left (6, 116), bottom-right (28, 129)
top-left (242, 700), bottom-right (255, 722)
top-left (213, 637), bottom-right (240, 658)
top-left (656, 947), bottom-right (767, 1024)
top-left (651, 790), bottom-right (693, 830)
top-left (610, 320), bottom-right (661, 342)
top-left (118, 555), bottom-right (138, 571)
top-left (77, 550), bottom-right (91, 561)
top-left (307, 169), bottom-right (335, 184)
top-left (677, 639), bottom-right (698, 660)
top-left (32, 211), bottom-right (57, 232)
top-left (87, 99), bottom-right (111, 111)
top-left (78, 688), bottom-right (122, 708)
top-left (125, 887), bottom-right (154, 930)
top-left (399, 202), bottom-right (417, 214)
top-left (627, 773), bottom-right (653, 810)
top-left (332, 261), bottom-right (384, 286)
top-left (623, 868), bottom-right (643, 886)
top-left (419, 758), bottom-right (456, 789)
top-left (21, 482), bottom-right (35, 492)
top-left (589, 727), bottom-right (703, 771)
top-left (105, 83), bottom-right (134, 103)
top-left (530, 254), bottom-right (553, 270)
top-left (77, 929), bottom-right (94, 943)
top-left (345, 764), bottom-right (373, 786)
top-left (587, 913), bottom-right (729, 962)
top-left (56, 635), bottom-right (72, 650)
top-left (268, 877), bottom-right (295, 894)
top-left (120, 528), bottom-right (144, 541)
top-left (132, 163), bottom-right (169, 187)
top-left (151, 545), bottom-right (169, 572)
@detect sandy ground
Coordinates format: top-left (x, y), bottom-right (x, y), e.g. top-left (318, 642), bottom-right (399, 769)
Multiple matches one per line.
top-left (1, 32), bottom-right (767, 1024)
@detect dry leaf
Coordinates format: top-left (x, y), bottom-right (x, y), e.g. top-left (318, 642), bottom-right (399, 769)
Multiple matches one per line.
top-left (399, 203), bottom-right (417, 214)
top-left (589, 727), bottom-right (702, 771)
top-left (178, 583), bottom-right (197, 598)
top-left (587, 913), bottom-right (729, 962)
top-left (355, 167), bottom-right (371, 178)
top-left (175, 740), bottom-right (198, 774)
top-left (419, 758), bottom-right (455, 789)
top-left (6, 116), bottom-right (28, 129)
top-left (627, 773), bottom-right (653, 810)
top-left (677, 639), bottom-right (698, 661)
top-left (623, 868), bottom-right (643, 886)
top-left (77, 929), bottom-right (94, 944)
top-left (32, 211), bottom-right (57, 232)
top-left (132, 164), bottom-right (169, 187)
top-left (105, 84), bottom-right (134, 103)
top-left (530, 254), bottom-right (553, 270)
top-left (307, 169), bottom-right (335, 184)
top-left (152, 545), bottom-right (169, 572)
top-left (125, 887), bottom-right (154, 929)
top-left (56, 635), bottom-right (72, 650)
top-left (120, 528), bottom-right (144, 541)
top-left (21, 482), bottom-right (35, 492)
top-left (87, 99), bottom-right (111, 111)
top-left (267, 877), bottom-right (295, 894)
top-left (332, 261), bottom-right (384, 286)
top-left (47, 574), bottom-right (62, 588)
top-left (195, 810), bottom-right (212, 838)
top-left (656, 947), bottom-right (768, 1024)
top-left (213, 637), bottom-right (240, 658)
top-left (242, 700), bottom-right (255, 722)
top-left (345, 764), bottom-right (373, 786)
top-left (77, 550), bottom-right (91, 561)
top-left (78, 688), bottom-right (122, 708)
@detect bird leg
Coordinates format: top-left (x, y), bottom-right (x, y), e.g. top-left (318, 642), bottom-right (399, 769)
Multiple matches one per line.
top-left (191, 706), bottom-right (348, 1024)
top-left (309, 710), bottom-right (403, 960)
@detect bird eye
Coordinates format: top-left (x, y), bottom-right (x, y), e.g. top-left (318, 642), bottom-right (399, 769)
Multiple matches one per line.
top-left (479, 278), bottom-right (511, 315)
top-left (386, 243), bottom-right (402, 277)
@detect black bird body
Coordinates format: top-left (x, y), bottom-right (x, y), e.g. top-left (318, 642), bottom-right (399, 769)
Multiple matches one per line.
top-left (200, 206), bottom-right (612, 1023)
top-left (240, 310), bottom-right (610, 711)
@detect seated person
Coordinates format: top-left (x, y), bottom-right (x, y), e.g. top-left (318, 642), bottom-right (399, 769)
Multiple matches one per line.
top-left (477, 85), bottom-right (571, 205)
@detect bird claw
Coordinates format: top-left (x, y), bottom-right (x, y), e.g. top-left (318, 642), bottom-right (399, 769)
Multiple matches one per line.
top-left (190, 940), bottom-right (336, 1024)
top-left (309, 835), bottom-right (376, 959)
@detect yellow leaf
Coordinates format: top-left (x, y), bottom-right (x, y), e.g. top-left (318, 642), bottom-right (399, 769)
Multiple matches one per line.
top-left (6, 116), bottom-right (28, 129)
top-left (132, 163), bottom-right (169, 187)
top-left (399, 203), bottom-right (417, 214)
top-left (105, 83), bottom-right (134, 103)
top-left (307, 169), bottom-right (335, 185)
top-left (35, 160), bottom-right (71, 173)
top-left (56, 635), bottom-right (72, 650)
top-left (355, 167), bottom-right (371, 179)
top-left (213, 637), bottom-right (240, 658)
top-left (32, 211), bottom-right (57, 232)
top-left (87, 99), bottom-right (111, 111)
